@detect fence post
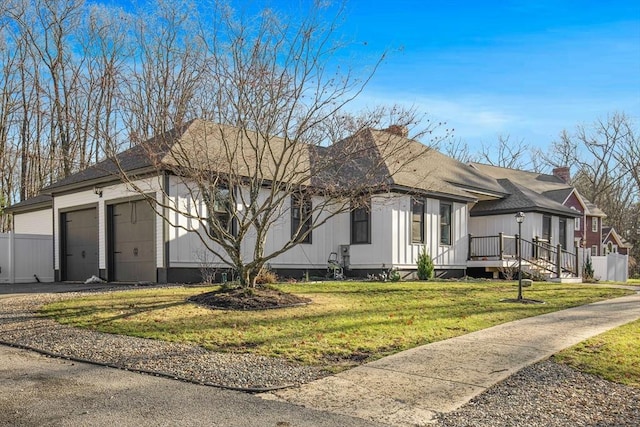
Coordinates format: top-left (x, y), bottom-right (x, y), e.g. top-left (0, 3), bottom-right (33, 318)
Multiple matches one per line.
top-left (9, 231), bottom-right (15, 284)
top-left (498, 232), bottom-right (504, 260)
top-left (574, 244), bottom-right (579, 277)
top-left (468, 234), bottom-right (472, 260)
top-left (556, 244), bottom-right (562, 278)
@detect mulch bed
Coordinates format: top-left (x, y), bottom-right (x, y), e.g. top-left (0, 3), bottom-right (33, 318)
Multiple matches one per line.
top-left (188, 286), bottom-right (311, 310)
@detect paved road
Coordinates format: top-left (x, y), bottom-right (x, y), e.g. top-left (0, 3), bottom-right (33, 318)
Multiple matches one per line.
top-left (0, 345), bottom-right (382, 427)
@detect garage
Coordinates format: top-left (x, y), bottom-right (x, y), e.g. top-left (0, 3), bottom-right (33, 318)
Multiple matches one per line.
top-left (61, 208), bottom-right (98, 281)
top-left (108, 200), bottom-right (156, 282)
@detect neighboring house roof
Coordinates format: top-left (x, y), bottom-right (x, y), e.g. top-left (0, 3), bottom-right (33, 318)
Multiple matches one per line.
top-left (582, 198), bottom-right (607, 218)
top-left (602, 226), bottom-right (633, 249)
top-left (541, 187), bottom-right (574, 205)
top-left (4, 194), bottom-right (53, 213)
top-left (470, 179), bottom-right (582, 218)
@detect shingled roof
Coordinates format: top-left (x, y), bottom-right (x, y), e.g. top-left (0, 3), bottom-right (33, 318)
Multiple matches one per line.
top-left (332, 128), bottom-right (508, 201)
top-left (42, 121), bottom-right (194, 193)
top-left (470, 162), bottom-right (609, 218)
top-left (470, 179), bottom-right (582, 217)
top-left (38, 120), bottom-right (511, 203)
top-left (4, 194), bottom-right (52, 213)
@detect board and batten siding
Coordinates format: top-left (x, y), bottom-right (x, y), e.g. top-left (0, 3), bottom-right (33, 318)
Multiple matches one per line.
top-left (53, 178), bottom-right (164, 272)
top-left (469, 213), bottom-right (575, 249)
top-left (167, 177), bottom-right (353, 269)
top-left (391, 195), bottom-right (468, 269)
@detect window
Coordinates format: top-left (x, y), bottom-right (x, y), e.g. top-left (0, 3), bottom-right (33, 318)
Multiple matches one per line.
top-left (291, 194), bottom-right (312, 244)
top-left (591, 245), bottom-right (598, 256)
top-left (574, 217), bottom-right (580, 231)
top-left (591, 217), bottom-right (598, 232)
top-left (559, 218), bottom-right (567, 249)
top-left (411, 198), bottom-right (424, 243)
top-left (351, 202), bottom-right (371, 244)
top-left (205, 187), bottom-right (235, 235)
top-left (440, 202), bottom-right (452, 246)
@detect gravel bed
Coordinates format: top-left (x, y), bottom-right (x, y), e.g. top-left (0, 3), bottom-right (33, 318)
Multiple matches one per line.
top-left (0, 292), bottom-right (326, 391)
top-left (436, 360), bottom-right (640, 427)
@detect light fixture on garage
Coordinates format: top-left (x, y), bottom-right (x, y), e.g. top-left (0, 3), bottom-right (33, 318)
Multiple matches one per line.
top-left (93, 187), bottom-right (103, 197)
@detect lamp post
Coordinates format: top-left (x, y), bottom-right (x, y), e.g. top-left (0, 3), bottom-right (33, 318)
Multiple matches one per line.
top-left (515, 212), bottom-right (525, 300)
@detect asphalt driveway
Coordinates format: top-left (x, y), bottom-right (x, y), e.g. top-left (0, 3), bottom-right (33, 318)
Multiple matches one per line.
top-left (0, 344), bottom-right (382, 427)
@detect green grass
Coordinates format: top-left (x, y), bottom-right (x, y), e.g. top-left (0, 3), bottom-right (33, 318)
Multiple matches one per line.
top-left (554, 318), bottom-right (640, 388)
top-left (40, 281), bottom-right (632, 372)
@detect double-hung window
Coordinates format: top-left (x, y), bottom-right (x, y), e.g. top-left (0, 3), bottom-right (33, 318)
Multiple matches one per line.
top-left (591, 217), bottom-right (598, 232)
top-left (440, 202), bottom-right (452, 246)
top-left (291, 194), bottom-right (312, 244)
top-left (411, 198), bottom-right (424, 244)
top-left (206, 187), bottom-right (235, 235)
top-left (351, 202), bottom-right (371, 244)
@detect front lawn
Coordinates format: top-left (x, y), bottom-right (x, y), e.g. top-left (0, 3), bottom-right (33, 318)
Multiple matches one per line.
top-left (41, 281), bottom-right (631, 371)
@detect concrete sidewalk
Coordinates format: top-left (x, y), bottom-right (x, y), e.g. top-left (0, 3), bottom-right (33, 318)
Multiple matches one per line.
top-left (263, 289), bottom-right (640, 426)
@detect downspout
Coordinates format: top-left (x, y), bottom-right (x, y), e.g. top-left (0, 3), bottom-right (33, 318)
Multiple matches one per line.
top-left (163, 171), bottom-right (170, 282)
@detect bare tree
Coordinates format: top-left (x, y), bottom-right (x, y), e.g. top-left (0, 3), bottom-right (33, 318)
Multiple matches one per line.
top-left (114, 2), bottom-right (446, 287)
top-left (119, 0), bottom-right (206, 144)
top-left (548, 113), bottom-right (639, 276)
top-left (479, 134), bottom-right (529, 169)
top-left (440, 137), bottom-right (474, 163)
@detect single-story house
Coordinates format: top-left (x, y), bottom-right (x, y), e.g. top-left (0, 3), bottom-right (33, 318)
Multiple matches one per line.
top-left (8, 120), bottom-right (586, 283)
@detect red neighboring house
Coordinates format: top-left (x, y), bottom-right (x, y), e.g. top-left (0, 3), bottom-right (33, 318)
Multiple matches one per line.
top-left (602, 226), bottom-right (633, 255)
top-left (550, 167), bottom-right (607, 256)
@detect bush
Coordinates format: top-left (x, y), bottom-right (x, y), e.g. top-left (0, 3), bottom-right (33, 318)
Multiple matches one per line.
top-left (255, 266), bottom-right (279, 285)
top-left (389, 268), bottom-right (401, 282)
top-left (417, 249), bottom-right (434, 280)
top-left (583, 256), bottom-right (595, 282)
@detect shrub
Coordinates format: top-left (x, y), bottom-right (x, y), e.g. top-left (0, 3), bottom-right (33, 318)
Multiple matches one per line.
top-left (255, 266), bottom-right (279, 285)
top-left (389, 268), bottom-right (401, 282)
top-left (417, 249), bottom-right (434, 280)
top-left (583, 256), bottom-right (595, 282)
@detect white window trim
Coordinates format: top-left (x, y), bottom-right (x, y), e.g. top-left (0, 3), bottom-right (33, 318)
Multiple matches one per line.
top-left (574, 217), bottom-right (580, 231)
top-left (591, 245), bottom-right (598, 256)
top-left (591, 217), bottom-right (598, 232)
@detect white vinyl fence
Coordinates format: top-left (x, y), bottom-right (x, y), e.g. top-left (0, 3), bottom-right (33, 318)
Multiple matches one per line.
top-left (0, 233), bottom-right (54, 283)
top-left (591, 253), bottom-right (629, 282)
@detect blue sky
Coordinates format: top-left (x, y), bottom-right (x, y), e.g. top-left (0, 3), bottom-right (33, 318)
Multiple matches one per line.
top-left (105, 0), bottom-right (640, 158)
top-left (338, 0), bottom-right (640, 154)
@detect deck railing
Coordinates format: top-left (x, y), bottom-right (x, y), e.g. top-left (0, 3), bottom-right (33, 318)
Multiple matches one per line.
top-left (469, 234), bottom-right (579, 278)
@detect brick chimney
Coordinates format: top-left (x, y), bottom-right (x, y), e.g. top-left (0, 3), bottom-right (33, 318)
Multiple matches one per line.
top-left (385, 124), bottom-right (409, 138)
top-left (552, 166), bottom-right (571, 184)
